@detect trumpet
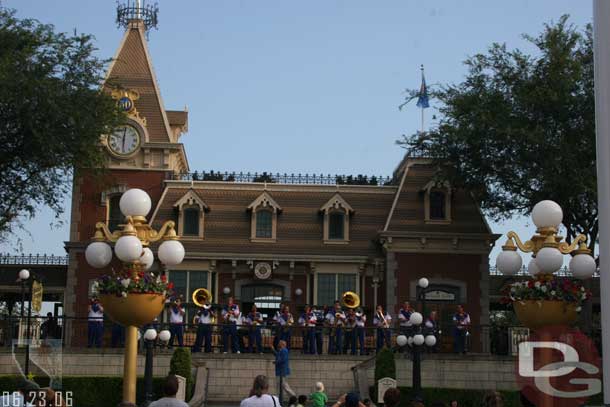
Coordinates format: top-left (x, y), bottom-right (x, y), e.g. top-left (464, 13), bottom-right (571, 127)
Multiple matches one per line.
top-left (288, 315), bottom-right (294, 326)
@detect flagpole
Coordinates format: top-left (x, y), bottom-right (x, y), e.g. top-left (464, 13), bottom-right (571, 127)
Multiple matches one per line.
top-left (421, 65), bottom-right (425, 134)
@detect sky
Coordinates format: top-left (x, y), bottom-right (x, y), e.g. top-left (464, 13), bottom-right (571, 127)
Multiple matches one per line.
top-left (0, 0), bottom-right (593, 267)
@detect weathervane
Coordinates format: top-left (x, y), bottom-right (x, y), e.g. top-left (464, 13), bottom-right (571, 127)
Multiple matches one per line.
top-left (116, 0), bottom-right (159, 33)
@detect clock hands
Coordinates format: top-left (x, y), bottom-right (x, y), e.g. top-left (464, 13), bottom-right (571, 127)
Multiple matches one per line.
top-left (121, 128), bottom-right (127, 153)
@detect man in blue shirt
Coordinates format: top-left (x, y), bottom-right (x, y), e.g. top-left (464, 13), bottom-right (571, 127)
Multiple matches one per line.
top-left (275, 340), bottom-right (296, 404)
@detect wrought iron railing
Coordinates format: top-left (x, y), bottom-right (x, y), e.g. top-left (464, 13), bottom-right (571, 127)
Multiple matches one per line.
top-left (489, 265), bottom-right (600, 278)
top-left (0, 253), bottom-right (69, 266)
top-left (170, 171), bottom-right (393, 186)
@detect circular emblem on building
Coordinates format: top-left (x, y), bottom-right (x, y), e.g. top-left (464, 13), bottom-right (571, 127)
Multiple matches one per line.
top-left (117, 96), bottom-right (134, 112)
top-left (254, 262), bottom-right (272, 280)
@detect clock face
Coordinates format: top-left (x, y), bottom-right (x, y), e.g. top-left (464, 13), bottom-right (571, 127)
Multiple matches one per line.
top-left (108, 125), bottom-right (140, 156)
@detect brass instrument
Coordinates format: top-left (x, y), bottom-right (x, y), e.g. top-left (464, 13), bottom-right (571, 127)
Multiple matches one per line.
top-left (377, 310), bottom-right (389, 328)
top-left (341, 291), bottom-right (360, 309)
top-left (288, 315), bottom-right (294, 326)
top-left (192, 288), bottom-right (213, 308)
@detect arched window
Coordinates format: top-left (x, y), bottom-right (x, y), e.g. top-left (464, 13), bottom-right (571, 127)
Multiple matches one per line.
top-left (328, 212), bottom-right (345, 240)
top-left (107, 195), bottom-right (123, 232)
top-left (256, 210), bottom-right (273, 238)
top-left (423, 180), bottom-right (452, 224)
top-left (182, 207), bottom-right (200, 236)
top-left (429, 191), bottom-right (446, 220)
top-left (320, 193), bottom-right (353, 244)
top-left (173, 189), bottom-right (208, 239)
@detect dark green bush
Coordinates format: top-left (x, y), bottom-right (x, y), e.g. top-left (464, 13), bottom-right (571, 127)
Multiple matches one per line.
top-left (0, 375), bottom-right (164, 407)
top-left (169, 347), bottom-right (193, 400)
top-left (373, 347), bottom-right (396, 401)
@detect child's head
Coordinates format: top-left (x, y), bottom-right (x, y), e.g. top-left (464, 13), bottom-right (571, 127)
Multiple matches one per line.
top-left (288, 396), bottom-right (297, 405)
top-left (315, 382), bottom-right (325, 392)
top-left (298, 395), bottom-right (307, 404)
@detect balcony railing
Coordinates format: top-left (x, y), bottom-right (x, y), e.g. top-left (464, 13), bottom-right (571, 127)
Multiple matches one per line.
top-left (0, 253), bottom-right (68, 266)
top-left (170, 171), bottom-right (393, 186)
top-left (489, 265), bottom-right (600, 278)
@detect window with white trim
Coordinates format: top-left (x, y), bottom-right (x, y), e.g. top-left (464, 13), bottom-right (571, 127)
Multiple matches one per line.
top-left (423, 181), bottom-right (452, 224)
top-left (317, 273), bottom-right (357, 306)
top-left (174, 189), bottom-right (208, 239)
top-left (248, 191), bottom-right (281, 242)
top-left (320, 193), bottom-right (353, 244)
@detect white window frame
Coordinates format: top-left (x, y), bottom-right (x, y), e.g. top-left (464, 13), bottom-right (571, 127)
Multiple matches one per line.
top-left (423, 180), bottom-right (452, 224)
top-left (320, 193), bottom-right (354, 244)
top-left (247, 191), bottom-right (282, 243)
top-left (174, 189), bottom-right (208, 239)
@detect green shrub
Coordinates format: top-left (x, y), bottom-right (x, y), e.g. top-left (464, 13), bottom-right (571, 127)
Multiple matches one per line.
top-left (373, 347), bottom-right (396, 401)
top-left (169, 347), bottom-right (193, 400)
top-left (368, 386), bottom-right (520, 407)
top-left (0, 375), bottom-right (164, 407)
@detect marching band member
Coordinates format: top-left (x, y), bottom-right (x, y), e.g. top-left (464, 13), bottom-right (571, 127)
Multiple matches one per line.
top-left (299, 305), bottom-right (317, 354)
top-left (332, 301), bottom-right (346, 355)
top-left (313, 306), bottom-right (324, 355)
top-left (279, 305), bottom-right (294, 349)
top-left (345, 308), bottom-right (357, 355)
top-left (246, 305), bottom-right (264, 353)
top-left (169, 297), bottom-right (185, 348)
top-left (373, 305), bottom-right (392, 351)
top-left (298, 306), bottom-right (309, 354)
top-left (324, 305), bottom-right (336, 354)
top-left (453, 304), bottom-right (470, 354)
top-left (354, 307), bottom-right (367, 355)
top-left (398, 301), bottom-right (414, 338)
top-left (193, 304), bottom-right (214, 353)
top-left (87, 297), bottom-right (104, 348)
top-left (424, 310), bottom-right (440, 353)
top-left (272, 302), bottom-right (284, 350)
top-left (221, 296), bottom-right (240, 354)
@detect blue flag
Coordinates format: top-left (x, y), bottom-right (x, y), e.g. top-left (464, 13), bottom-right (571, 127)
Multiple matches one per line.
top-left (416, 70), bottom-right (429, 109)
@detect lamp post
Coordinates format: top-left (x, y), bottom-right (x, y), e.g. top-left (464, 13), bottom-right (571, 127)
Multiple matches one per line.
top-left (396, 277), bottom-right (435, 402)
top-left (85, 188), bottom-right (185, 406)
top-left (142, 328), bottom-right (161, 406)
top-left (17, 269), bottom-right (31, 376)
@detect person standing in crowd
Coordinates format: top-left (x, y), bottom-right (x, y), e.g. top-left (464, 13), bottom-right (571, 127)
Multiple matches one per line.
top-left (309, 382), bottom-right (327, 407)
top-left (313, 306), bottom-right (324, 355)
top-left (275, 340), bottom-right (296, 403)
top-left (193, 303), bottom-right (214, 353)
top-left (373, 305), bottom-right (392, 351)
top-left (169, 297), bottom-right (185, 348)
top-left (278, 305), bottom-right (294, 349)
top-left (222, 296), bottom-right (240, 354)
top-left (297, 395), bottom-right (307, 407)
top-left (330, 392), bottom-right (362, 407)
top-left (345, 308), bottom-right (357, 355)
top-left (324, 305), bottom-right (336, 354)
top-left (288, 396), bottom-right (298, 407)
top-left (354, 307), bottom-right (367, 355)
top-left (424, 310), bottom-right (440, 352)
top-left (453, 304), bottom-right (471, 354)
top-left (40, 312), bottom-right (58, 340)
top-left (298, 307), bottom-right (309, 354)
top-left (383, 388), bottom-right (401, 407)
top-left (87, 297), bottom-right (104, 348)
top-left (272, 303), bottom-right (284, 350)
top-left (299, 305), bottom-right (317, 354)
top-left (332, 301), bottom-right (346, 355)
top-left (246, 304), bottom-right (264, 354)
top-left (148, 374), bottom-right (189, 407)
top-left (240, 375), bottom-right (280, 407)
top-left (111, 322), bottom-right (125, 348)
top-left (237, 310), bottom-right (249, 353)
top-left (398, 301), bottom-right (413, 338)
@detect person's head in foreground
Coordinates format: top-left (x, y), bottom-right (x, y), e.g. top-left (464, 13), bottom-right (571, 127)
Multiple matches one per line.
top-left (298, 395), bottom-right (307, 405)
top-left (288, 395), bottom-right (297, 406)
top-left (315, 382), bottom-right (325, 392)
top-left (430, 401), bottom-right (447, 407)
top-left (484, 391), bottom-right (503, 407)
top-left (162, 374), bottom-right (180, 397)
top-left (450, 400), bottom-right (458, 407)
top-left (383, 388), bottom-right (400, 407)
top-left (251, 375), bottom-right (270, 398)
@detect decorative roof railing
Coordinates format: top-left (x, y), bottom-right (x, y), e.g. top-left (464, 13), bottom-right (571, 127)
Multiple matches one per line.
top-left (489, 265), bottom-right (600, 278)
top-left (0, 253), bottom-right (69, 266)
top-left (170, 171), bottom-right (393, 186)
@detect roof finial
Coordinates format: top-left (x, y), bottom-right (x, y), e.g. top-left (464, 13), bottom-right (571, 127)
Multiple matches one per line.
top-left (116, 0), bottom-right (159, 33)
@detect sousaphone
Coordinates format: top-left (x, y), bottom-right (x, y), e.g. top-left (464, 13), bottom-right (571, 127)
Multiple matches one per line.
top-left (341, 291), bottom-right (360, 309)
top-left (192, 287), bottom-right (213, 309)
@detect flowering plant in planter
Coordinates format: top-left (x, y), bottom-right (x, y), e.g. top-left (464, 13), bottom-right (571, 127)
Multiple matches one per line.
top-left (501, 274), bottom-right (591, 312)
top-left (93, 265), bottom-right (174, 299)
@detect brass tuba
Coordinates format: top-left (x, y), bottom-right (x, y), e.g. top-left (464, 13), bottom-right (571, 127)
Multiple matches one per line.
top-left (341, 291), bottom-right (360, 309)
top-left (192, 287), bottom-right (213, 308)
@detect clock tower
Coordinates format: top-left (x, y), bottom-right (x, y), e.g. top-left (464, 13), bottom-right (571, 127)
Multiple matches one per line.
top-left (64, 1), bottom-right (189, 343)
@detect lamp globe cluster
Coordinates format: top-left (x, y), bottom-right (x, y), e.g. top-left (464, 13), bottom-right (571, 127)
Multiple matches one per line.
top-left (84, 188), bottom-right (185, 270)
top-left (496, 200), bottom-right (596, 279)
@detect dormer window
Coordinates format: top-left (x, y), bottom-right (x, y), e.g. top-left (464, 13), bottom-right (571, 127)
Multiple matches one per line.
top-left (248, 192), bottom-right (282, 242)
top-left (320, 193), bottom-right (353, 244)
top-left (174, 189), bottom-right (208, 239)
top-left (423, 180), bottom-right (452, 224)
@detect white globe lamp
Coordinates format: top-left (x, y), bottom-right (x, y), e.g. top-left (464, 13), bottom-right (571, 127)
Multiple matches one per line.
top-left (158, 240), bottom-right (185, 266)
top-left (569, 254), bottom-right (596, 279)
top-left (158, 330), bottom-right (171, 342)
top-left (119, 188), bottom-right (152, 217)
top-left (295, 288), bottom-right (303, 296)
top-left (144, 328), bottom-right (157, 341)
top-left (223, 286), bottom-right (231, 295)
top-left (496, 250), bottom-right (522, 275)
top-left (18, 269), bottom-right (30, 281)
top-left (114, 235), bottom-right (143, 262)
top-left (140, 247), bottom-right (154, 270)
top-left (536, 247), bottom-right (563, 274)
top-left (413, 334), bottom-right (425, 346)
top-left (410, 312), bottom-right (423, 326)
top-left (531, 200), bottom-right (563, 229)
top-left (418, 278), bottom-right (429, 289)
top-left (85, 241), bottom-right (113, 268)
top-left (407, 336), bottom-right (414, 346)
top-left (527, 257), bottom-right (541, 276)
top-left (396, 335), bottom-right (408, 347)
top-left (425, 335), bottom-right (437, 347)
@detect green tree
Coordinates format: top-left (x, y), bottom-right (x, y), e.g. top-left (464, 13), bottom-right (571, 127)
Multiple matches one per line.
top-left (169, 347), bottom-right (193, 400)
top-left (399, 16), bottom-right (597, 251)
top-left (0, 8), bottom-right (123, 241)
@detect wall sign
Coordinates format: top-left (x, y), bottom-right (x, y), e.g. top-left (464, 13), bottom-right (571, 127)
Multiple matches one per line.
top-left (424, 289), bottom-right (456, 301)
top-left (254, 262), bottom-right (272, 280)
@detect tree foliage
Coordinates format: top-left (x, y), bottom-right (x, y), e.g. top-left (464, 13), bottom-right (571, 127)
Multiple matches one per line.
top-left (0, 8), bottom-right (123, 241)
top-left (399, 16), bottom-right (597, 250)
